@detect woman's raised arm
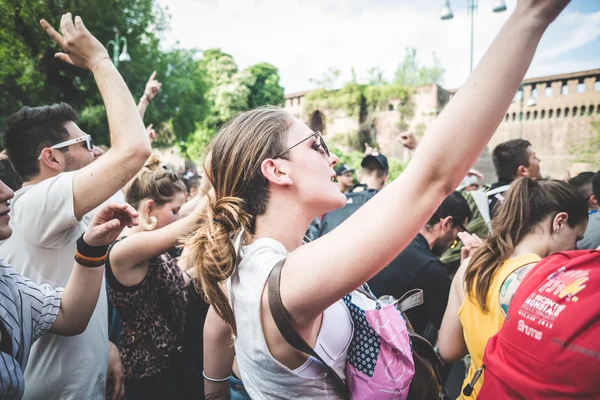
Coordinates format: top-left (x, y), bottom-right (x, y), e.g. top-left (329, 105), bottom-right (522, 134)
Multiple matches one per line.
top-left (281, 0), bottom-right (570, 325)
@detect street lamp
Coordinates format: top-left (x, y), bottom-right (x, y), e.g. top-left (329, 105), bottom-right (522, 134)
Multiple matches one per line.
top-left (106, 28), bottom-right (131, 68)
top-left (440, 0), bottom-right (507, 73)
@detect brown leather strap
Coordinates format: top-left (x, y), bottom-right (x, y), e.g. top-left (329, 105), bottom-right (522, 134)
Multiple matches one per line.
top-left (268, 259), bottom-right (349, 399)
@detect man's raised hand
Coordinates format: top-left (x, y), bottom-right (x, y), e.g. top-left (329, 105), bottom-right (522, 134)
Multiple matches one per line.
top-left (40, 13), bottom-right (109, 71)
top-left (144, 71), bottom-right (163, 102)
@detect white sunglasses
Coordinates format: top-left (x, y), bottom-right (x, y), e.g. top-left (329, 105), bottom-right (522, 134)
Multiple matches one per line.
top-left (38, 135), bottom-right (94, 160)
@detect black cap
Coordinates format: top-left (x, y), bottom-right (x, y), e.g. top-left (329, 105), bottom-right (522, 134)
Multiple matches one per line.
top-left (361, 152), bottom-right (389, 172)
top-left (335, 164), bottom-right (355, 176)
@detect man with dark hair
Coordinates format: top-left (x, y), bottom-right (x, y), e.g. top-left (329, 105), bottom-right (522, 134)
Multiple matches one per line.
top-left (357, 152), bottom-right (389, 190)
top-left (334, 164), bottom-right (355, 193)
top-left (568, 172), bottom-right (599, 214)
top-left (318, 152), bottom-right (388, 237)
top-left (440, 139), bottom-right (542, 273)
top-left (489, 139), bottom-right (541, 212)
top-left (368, 192), bottom-right (472, 339)
top-left (577, 171), bottom-right (600, 250)
top-left (0, 15), bottom-right (151, 399)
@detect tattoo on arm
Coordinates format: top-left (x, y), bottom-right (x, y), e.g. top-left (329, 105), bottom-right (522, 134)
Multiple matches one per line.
top-left (499, 263), bottom-right (537, 318)
top-left (206, 390), bottom-right (226, 400)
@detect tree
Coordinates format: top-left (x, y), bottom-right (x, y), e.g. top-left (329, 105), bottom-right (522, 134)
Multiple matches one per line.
top-left (184, 49), bottom-right (285, 160)
top-left (0, 0), bottom-right (208, 148)
top-left (246, 63), bottom-right (285, 108)
top-left (394, 47), bottom-right (445, 88)
top-left (309, 67), bottom-right (341, 90)
top-left (366, 67), bottom-right (386, 86)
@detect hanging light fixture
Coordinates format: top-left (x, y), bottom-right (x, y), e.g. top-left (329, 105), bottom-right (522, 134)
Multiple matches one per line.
top-left (492, 0), bottom-right (507, 13)
top-left (440, 0), bottom-right (454, 20)
top-left (118, 43), bottom-right (131, 63)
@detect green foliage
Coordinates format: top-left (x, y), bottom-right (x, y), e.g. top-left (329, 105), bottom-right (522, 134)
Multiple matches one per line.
top-left (0, 3), bottom-right (285, 159)
top-left (364, 83), bottom-right (411, 112)
top-left (304, 82), bottom-right (366, 118)
top-left (0, 0), bottom-right (207, 149)
top-left (394, 47), bottom-right (445, 88)
top-left (330, 146), bottom-right (364, 172)
top-left (246, 63), bottom-right (285, 108)
top-left (330, 146), bottom-right (407, 184)
top-left (571, 120), bottom-right (600, 169)
top-left (388, 158), bottom-right (407, 182)
top-left (328, 132), bottom-right (362, 151)
top-left (309, 67), bottom-right (341, 90)
top-left (183, 49), bottom-right (286, 160)
top-left (414, 122), bottom-right (427, 138)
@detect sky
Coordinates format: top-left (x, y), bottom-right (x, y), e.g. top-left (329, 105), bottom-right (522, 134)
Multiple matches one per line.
top-left (157, 0), bottom-right (600, 94)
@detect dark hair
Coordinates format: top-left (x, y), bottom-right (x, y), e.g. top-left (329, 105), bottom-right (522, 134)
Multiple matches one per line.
top-left (185, 176), bottom-right (201, 194)
top-left (568, 172), bottom-right (595, 199)
top-left (592, 171), bottom-right (600, 199)
top-left (425, 191), bottom-right (472, 228)
top-left (360, 156), bottom-right (388, 179)
top-left (492, 139), bottom-right (532, 181)
top-left (126, 155), bottom-right (187, 209)
top-left (0, 159), bottom-right (23, 191)
top-left (2, 103), bottom-right (78, 181)
top-left (465, 178), bottom-right (588, 311)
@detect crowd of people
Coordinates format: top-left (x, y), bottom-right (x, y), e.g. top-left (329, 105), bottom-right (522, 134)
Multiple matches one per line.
top-left (0, 2), bottom-right (598, 399)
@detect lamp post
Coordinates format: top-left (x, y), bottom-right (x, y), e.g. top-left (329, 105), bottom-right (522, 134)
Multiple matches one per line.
top-left (106, 28), bottom-right (131, 68)
top-left (440, 0), bottom-right (507, 73)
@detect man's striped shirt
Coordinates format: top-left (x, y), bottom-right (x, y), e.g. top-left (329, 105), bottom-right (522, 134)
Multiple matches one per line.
top-left (0, 258), bottom-right (62, 399)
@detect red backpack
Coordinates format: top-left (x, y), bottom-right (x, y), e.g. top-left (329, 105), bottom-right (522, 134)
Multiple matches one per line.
top-left (480, 250), bottom-right (600, 399)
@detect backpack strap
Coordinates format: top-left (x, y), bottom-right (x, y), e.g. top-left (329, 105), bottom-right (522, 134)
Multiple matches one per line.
top-left (396, 289), bottom-right (424, 313)
top-left (267, 259), bottom-right (349, 399)
top-left (486, 184), bottom-right (511, 197)
top-left (356, 285), bottom-right (424, 313)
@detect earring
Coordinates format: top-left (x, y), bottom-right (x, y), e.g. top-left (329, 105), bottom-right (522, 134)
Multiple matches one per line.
top-left (143, 216), bottom-right (157, 231)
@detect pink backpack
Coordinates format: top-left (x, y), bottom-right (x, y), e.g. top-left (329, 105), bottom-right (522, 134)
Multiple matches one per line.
top-left (268, 259), bottom-right (438, 399)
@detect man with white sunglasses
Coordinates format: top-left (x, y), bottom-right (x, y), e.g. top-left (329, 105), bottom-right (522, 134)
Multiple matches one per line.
top-left (0, 13), bottom-right (151, 400)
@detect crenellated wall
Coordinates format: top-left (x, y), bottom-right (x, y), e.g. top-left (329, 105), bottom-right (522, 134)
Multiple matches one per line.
top-left (285, 69), bottom-right (600, 181)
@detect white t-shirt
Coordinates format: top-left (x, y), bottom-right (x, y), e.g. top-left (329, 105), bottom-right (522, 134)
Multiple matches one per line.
top-left (0, 172), bottom-right (108, 400)
top-left (230, 237), bottom-right (352, 399)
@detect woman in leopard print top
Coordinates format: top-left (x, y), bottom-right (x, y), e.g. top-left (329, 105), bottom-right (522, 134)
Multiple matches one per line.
top-left (106, 156), bottom-right (209, 400)
top-left (106, 248), bottom-right (187, 380)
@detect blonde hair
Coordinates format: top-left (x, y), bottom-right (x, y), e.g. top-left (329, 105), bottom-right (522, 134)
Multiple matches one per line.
top-left (185, 107), bottom-right (294, 335)
top-left (126, 154), bottom-right (187, 209)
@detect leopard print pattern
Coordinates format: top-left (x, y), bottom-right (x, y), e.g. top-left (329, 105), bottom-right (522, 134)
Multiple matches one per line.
top-left (107, 249), bottom-right (188, 380)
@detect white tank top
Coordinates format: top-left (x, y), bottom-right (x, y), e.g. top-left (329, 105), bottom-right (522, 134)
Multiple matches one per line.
top-left (229, 237), bottom-right (353, 399)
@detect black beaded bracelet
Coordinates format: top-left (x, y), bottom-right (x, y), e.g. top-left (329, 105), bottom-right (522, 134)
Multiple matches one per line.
top-left (76, 233), bottom-right (109, 258)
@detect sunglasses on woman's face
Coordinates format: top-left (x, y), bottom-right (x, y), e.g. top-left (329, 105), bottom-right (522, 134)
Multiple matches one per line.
top-left (273, 131), bottom-right (330, 159)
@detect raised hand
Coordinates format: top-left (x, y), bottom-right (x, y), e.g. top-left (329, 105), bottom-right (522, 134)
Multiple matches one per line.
top-left (458, 232), bottom-right (484, 262)
top-left (146, 124), bottom-right (156, 143)
top-left (363, 142), bottom-right (379, 156)
top-left (467, 169), bottom-right (484, 180)
top-left (144, 71), bottom-right (162, 102)
top-left (398, 131), bottom-right (418, 151)
top-left (83, 203), bottom-right (139, 247)
top-left (40, 13), bottom-right (109, 71)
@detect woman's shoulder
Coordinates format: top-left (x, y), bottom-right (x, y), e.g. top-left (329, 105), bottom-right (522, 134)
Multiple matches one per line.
top-left (239, 237), bottom-right (287, 266)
